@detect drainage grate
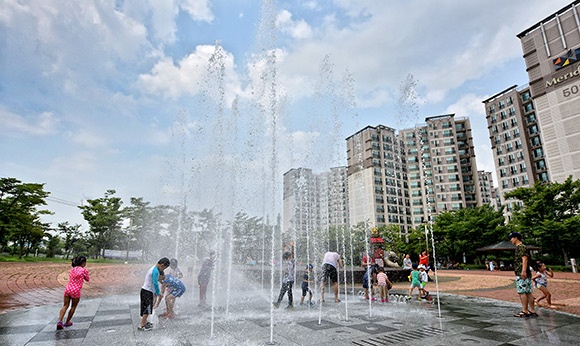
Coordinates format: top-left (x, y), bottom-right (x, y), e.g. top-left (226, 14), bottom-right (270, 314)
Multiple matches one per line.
top-left (352, 326), bottom-right (446, 345)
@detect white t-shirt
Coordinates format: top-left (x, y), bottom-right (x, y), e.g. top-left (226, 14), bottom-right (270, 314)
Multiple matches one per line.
top-left (322, 252), bottom-right (341, 268)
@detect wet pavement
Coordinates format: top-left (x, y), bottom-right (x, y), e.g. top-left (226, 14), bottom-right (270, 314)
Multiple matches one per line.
top-left (1, 263), bottom-right (579, 345)
top-left (1, 285), bottom-right (579, 345)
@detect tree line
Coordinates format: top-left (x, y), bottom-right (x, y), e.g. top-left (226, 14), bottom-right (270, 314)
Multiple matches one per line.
top-left (1, 176), bottom-right (578, 266)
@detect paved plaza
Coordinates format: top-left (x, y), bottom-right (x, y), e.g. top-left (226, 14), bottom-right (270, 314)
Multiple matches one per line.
top-left (1, 286), bottom-right (579, 345)
top-left (1, 263), bottom-right (579, 345)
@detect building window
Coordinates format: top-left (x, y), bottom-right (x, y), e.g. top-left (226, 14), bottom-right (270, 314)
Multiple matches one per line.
top-left (536, 160), bottom-right (545, 170)
top-left (522, 91), bottom-right (531, 101)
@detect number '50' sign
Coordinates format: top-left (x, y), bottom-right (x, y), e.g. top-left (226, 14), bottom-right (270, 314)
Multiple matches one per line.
top-left (563, 85), bottom-right (580, 97)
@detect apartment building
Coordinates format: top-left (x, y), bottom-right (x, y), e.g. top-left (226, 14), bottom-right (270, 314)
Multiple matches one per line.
top-left (345, 115), bottom-right (480, 232)
top-left (345, 125), bottom-right (410, 233)
top-left (282, 167), bottom-right (349, 236)
top-left (482, 85), bottom-right (547, 216)
top-left (476, 170), bottom-right (495, 206)
top-left (517, 1), bottom-right (580, 182)
top-left (400, 114), bottom-right (480, 221)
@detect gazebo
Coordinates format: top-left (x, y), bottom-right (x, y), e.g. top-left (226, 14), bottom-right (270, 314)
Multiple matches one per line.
top-left (476, 241), bottom-right (540, 271)
top-left (476, 241), bottom-right (540, 252)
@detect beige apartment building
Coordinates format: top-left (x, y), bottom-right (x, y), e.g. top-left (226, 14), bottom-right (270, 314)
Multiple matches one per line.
top-left (476, 170), bottom-right (495, 206)
top-left (346, 115), bottom-right (480, 233)
top-left (517, 1), bottom-right (580, 182)
top-left (400, 115), bottom-right (480, 219)
top-left (483, 85), bottom-right (547, 216)
top-left (346, 125), bottom-right (410, 233)
top-left (282, 167), bottom-right (349, 236)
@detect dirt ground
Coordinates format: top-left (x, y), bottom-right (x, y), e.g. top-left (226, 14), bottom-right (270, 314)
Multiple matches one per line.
top-left (0, 263), bottom-right (578, 316)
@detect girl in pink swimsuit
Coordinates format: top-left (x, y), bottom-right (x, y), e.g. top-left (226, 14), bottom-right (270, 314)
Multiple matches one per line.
top-left (57, 256), bottom-right (90, 330)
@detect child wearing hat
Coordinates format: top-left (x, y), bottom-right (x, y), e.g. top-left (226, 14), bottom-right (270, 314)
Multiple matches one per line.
top-left (418, 264), bottom-right (429, 299)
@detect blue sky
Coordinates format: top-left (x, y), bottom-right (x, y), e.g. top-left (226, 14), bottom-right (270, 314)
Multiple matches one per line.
top-left (0, 0), bottom-right (572, 228)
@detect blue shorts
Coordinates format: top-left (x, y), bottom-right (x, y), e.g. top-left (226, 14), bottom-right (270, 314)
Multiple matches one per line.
top-left (169, 286), bottom-right (186, 298)
top-left (515, 277), bottom-right (533, 294)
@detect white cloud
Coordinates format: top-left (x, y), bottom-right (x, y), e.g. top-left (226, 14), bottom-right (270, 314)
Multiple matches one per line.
top-left (276, 10), bottom-right (312, 39)
top-left (0, 108), bottom-right (60, 137)
top-left (180, 0), bottom-right (213, 22)
top-left (136, 44), bottom-right (242, 104)
top-left (68, 129), bottom-right (108, 148)
top-left (277, 0), bottom-right (572, 108)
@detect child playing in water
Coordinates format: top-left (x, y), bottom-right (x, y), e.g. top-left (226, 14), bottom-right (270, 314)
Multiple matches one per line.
top-left (198, 251), bottom-right (216, 308)
top-left (376, 267), bottom-right (392, 303)
top-left (419, 264), bottom-right (430, 299)
top-left (157, 272), bottom-right (186, 319)
top-left (273, 242), bottom-right (295, 309)
top-left (362, 264), bottom-right (378, 301)
top-left (532, 262), bottom-right (555, 308)
top-left (407, 263), bottom-right (422, 300)
top-left (57, 256), bottom-right (90, 330)
top-left (300, 264), bottom-right (314, 307)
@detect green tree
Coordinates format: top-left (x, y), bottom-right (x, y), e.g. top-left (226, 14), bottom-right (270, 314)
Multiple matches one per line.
top-left (123, 197), bottom-right (152, 260)
top-left (45, 234), bottom-right (62, 258)
top-left (432, 205), bottom-right (506, 264)
top-left (79, 189), bottom-right (123, 258)
top-left (57, 222), bottom-right (84, 259)
top-left (0, 177), bottom-right (52, 257)
top-left (232, 212), bottom-right (266, 263)
top-left (505, 176), bottom-right (580, 265)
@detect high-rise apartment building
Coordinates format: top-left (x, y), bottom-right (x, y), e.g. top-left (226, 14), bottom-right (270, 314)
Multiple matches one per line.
top-left (476, 170), bottom-right (495, 206)
top-left (482, 85), bottom-right (547, 216)
top-left (283, 168), bottom-right (319, 237)
top-left (345, 114), bottom-right (480, 232)
top-left (400, 114), bottom-right (480, 221)
top-left (517, 1), bottom-right (580, 182)
top-left (346, 125), bottom-right (410, 232)
top-left (318, 167), bottom-right (349, 230)
top-left (282, 167), bottom-right (349, 236)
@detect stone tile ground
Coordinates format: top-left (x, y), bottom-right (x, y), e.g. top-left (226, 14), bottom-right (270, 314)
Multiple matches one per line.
top-left (1, 263), bottom-right (580, 345)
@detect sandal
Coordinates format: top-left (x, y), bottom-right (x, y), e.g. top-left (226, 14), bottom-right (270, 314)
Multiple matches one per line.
top-left (513, 311), bottom-right (529, 318)
top-left (528, 312), bottom-right (538, 317)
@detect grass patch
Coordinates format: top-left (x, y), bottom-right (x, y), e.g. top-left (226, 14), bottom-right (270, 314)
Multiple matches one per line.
top-left (0, 254), bottom-right (133, 264)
